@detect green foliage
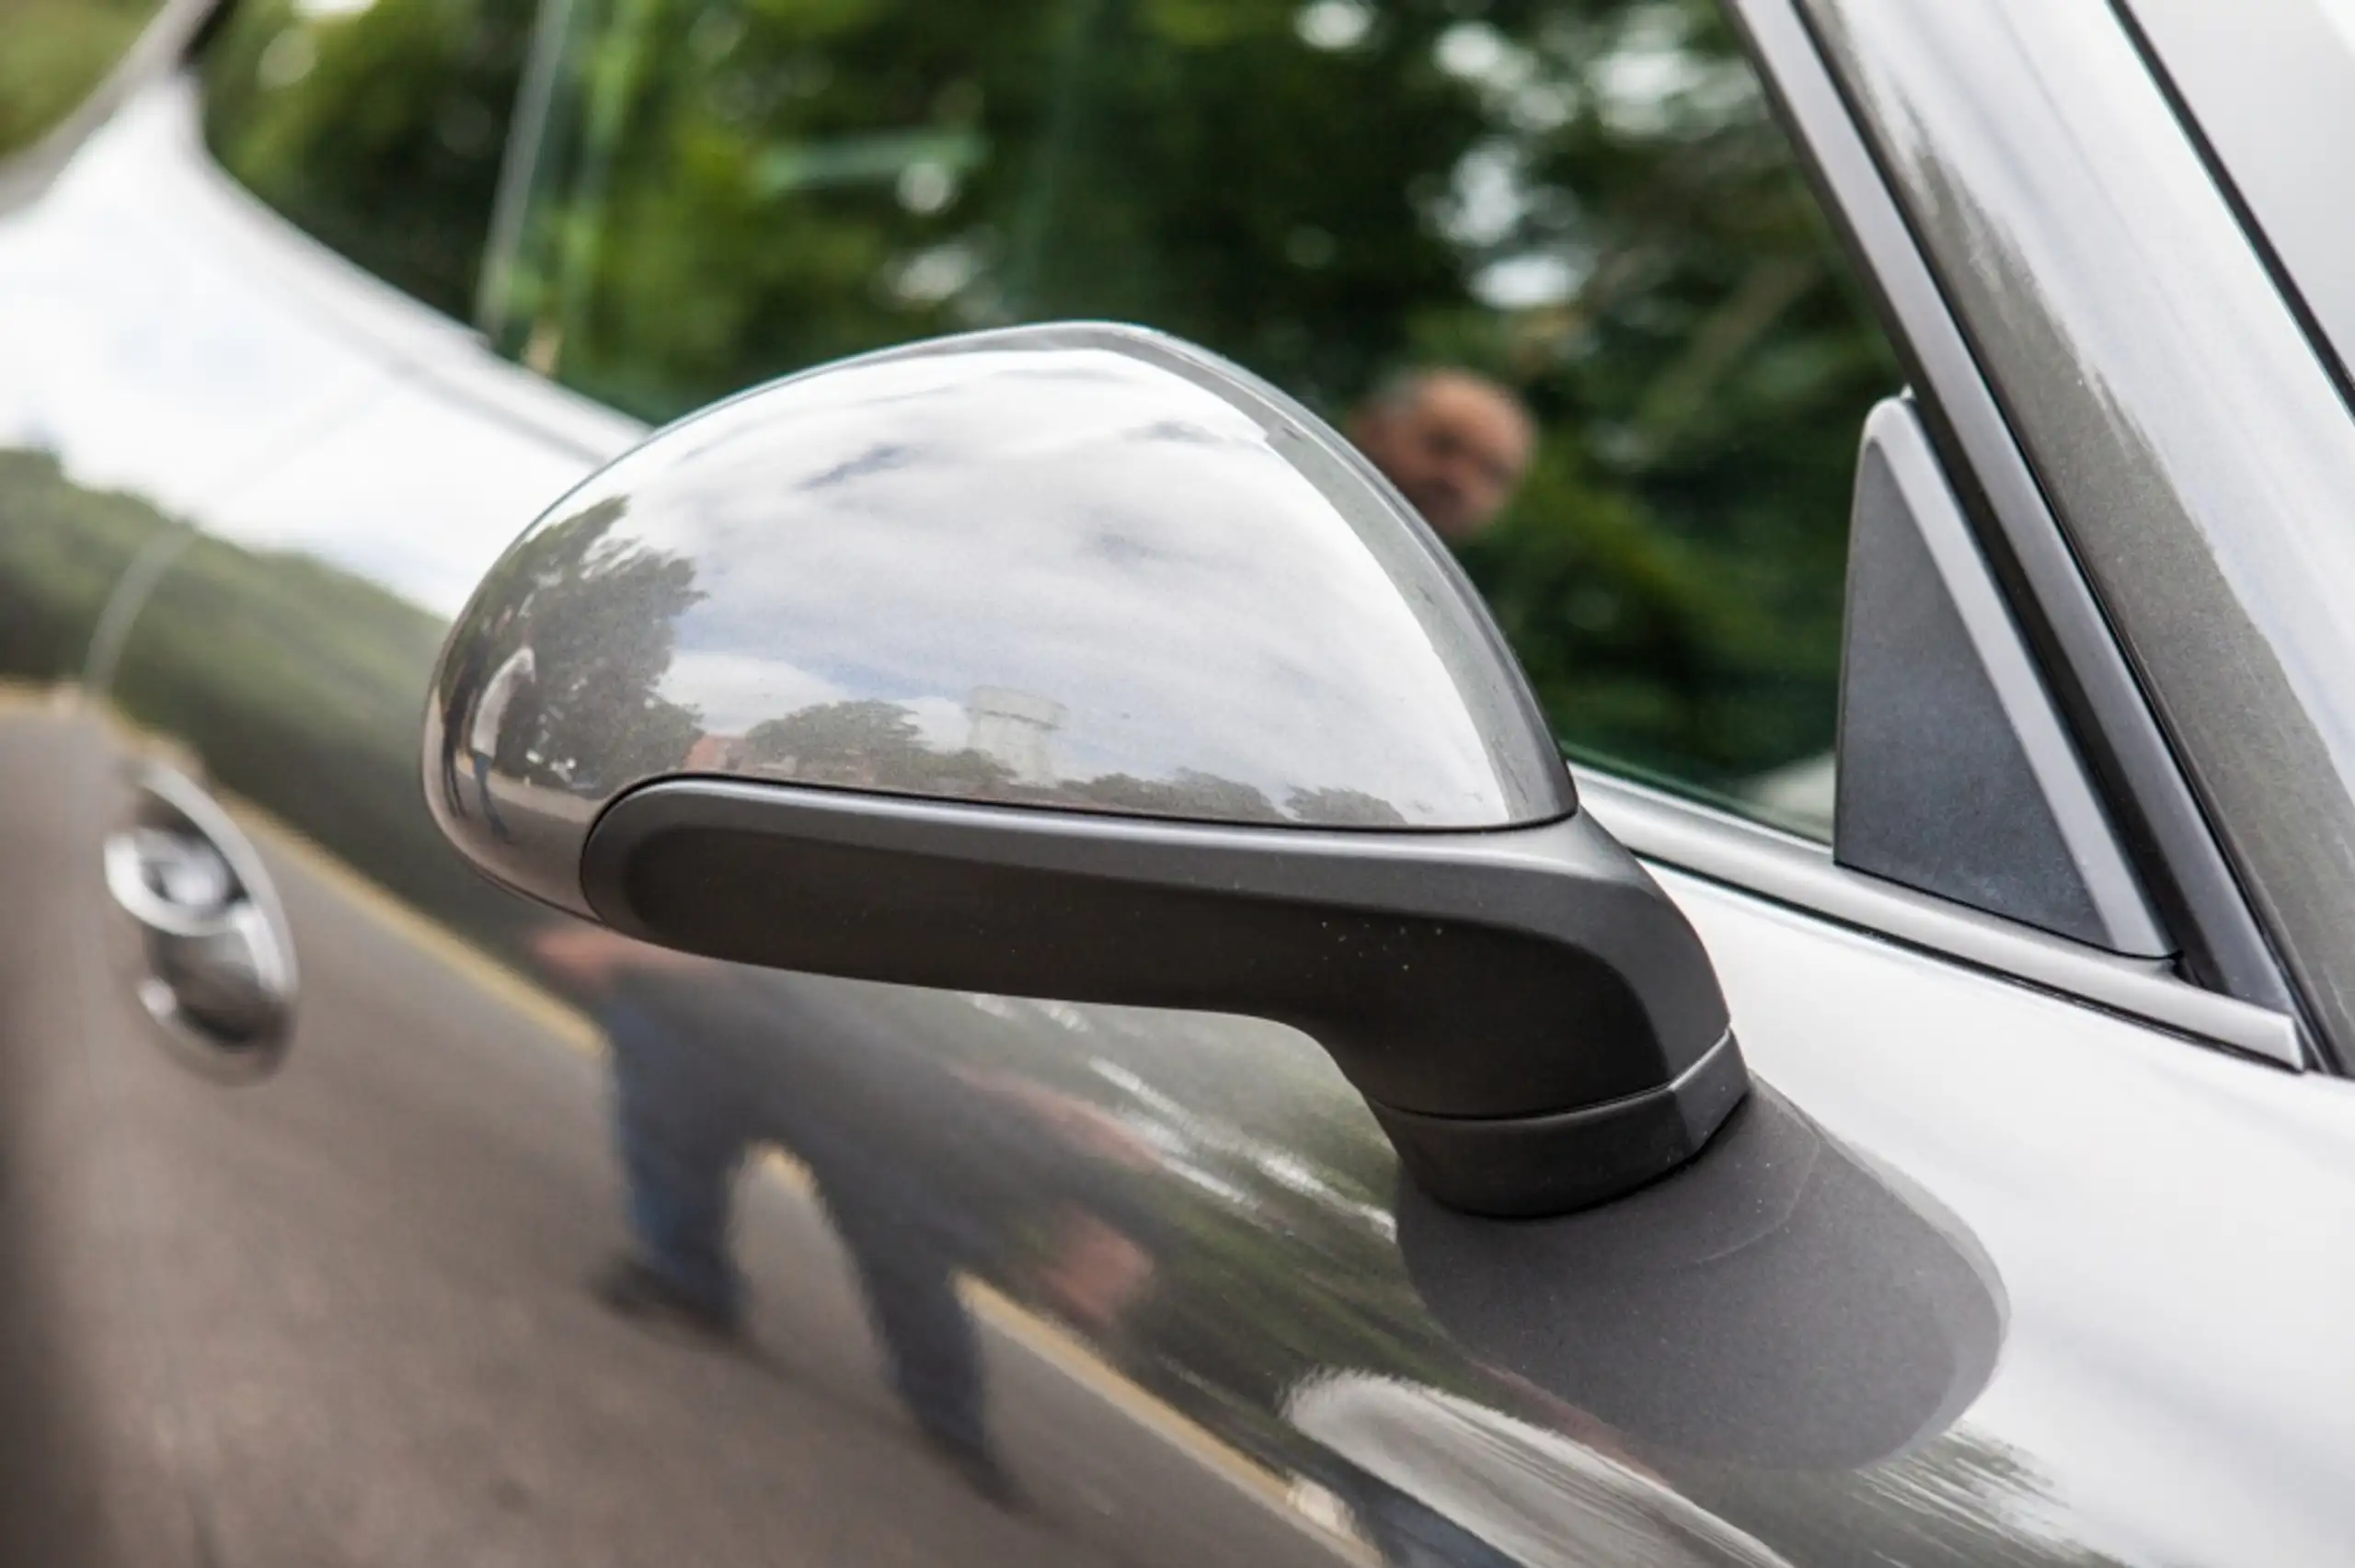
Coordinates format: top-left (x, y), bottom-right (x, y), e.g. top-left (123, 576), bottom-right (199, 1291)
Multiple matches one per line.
top-left (201, 0), bottom-right (534, 317)
top-left (110, 526), bottom-right (470, 911)
top-left (0, 0), bottom-right (162, 156)
top-left (0, 444), bottom-right (525, 938)
top-left (0, 448), bottom-right (174, 682)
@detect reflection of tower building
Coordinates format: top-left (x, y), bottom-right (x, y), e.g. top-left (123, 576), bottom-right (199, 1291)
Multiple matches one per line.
top-left (684, 732), bottom-right (748, 773)
top-left (966, 686), bottom-right (1066, 785)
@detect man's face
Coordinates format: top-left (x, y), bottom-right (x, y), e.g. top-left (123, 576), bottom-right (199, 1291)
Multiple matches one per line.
top-left (1351, 372), bottom-right (1535, 543)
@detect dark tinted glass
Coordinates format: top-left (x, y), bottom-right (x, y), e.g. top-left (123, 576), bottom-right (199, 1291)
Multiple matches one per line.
top-left (490, 0), bottom-right (1894, 833)
top-left (201, 0), bottom-right (534, 320)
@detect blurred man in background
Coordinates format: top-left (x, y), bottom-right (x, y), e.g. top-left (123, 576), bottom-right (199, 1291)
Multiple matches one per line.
top-left (1350, 369), bottom-right (1535, 543)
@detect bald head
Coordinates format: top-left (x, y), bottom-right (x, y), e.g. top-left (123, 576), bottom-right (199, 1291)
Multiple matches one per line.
top-left (1350, 369), bottom-right (1535, 543)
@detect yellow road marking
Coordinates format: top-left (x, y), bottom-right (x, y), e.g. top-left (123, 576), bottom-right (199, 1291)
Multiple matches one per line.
top-left (225, 803), bottom-right (603, 1056)
top-left (958, 1276), bottom-right (1377, 1563)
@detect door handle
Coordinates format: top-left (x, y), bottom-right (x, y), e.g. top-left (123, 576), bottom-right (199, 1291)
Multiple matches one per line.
top-left (102, 765), bottom-right (297, 1079)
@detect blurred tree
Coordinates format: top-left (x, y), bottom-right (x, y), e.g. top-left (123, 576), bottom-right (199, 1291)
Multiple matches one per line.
top-left (0, 0), bottom-right (163, 157)
top-left (0, 448), bottom-right (175, 681)
top-left (744, 696), bottom-right (1020, 795)
top-left (203, 0), bottom-right (535, 317)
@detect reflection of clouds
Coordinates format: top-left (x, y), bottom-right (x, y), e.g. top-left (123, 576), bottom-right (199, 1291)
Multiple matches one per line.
top-left (0, 93), bottom-right (384, 515)
top-left (662, 648), bottom-right (845, 735)
top-left (605, 342), bottom-right (1515, 825)
top-left (0, 86), bottom-right (628, 617)
top-left (230, 383), bottom-right (603, 614)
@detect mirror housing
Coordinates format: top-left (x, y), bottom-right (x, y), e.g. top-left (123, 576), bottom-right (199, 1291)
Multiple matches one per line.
top-left (423, 324), bottom-right (1745, 1216)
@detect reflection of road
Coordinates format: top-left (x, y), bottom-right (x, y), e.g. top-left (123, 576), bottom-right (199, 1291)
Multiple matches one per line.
top-left (88, 784), bottom-right (1361, 1566)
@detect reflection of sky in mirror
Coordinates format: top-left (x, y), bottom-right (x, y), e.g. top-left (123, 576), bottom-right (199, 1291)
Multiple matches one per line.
top-left (615, 343), bottom-right (1519, 825)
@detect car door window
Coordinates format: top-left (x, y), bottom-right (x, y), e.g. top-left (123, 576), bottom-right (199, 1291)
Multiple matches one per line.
top-left (201, 0), bottom-right (536, 320)
top-left (481, 0), bottom-right (1899, 837)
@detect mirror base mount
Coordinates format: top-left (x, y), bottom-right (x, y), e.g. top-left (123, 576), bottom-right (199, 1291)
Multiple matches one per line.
top-left (1370, 1029), bottom-right (1744, 1217)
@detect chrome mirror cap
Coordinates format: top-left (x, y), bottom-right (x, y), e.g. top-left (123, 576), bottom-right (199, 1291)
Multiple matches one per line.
top-left (423, 323), bottom-right (1573, 919)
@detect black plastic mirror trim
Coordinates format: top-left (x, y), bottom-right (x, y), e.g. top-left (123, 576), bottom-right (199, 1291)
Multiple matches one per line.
top-left (1837, 397), bottom-right (2171, 956)
top-left (1370, 1032), bottom-right (1743, 1219)
top-left (580, 777), bottom-right (1746, 1217)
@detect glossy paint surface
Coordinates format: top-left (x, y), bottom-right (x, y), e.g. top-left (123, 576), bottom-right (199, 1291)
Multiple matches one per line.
top-left (4, 49), bottom-right (2355, 1568)
top-left (1798, 0), bottom-right (2355, 1062)
top-left (2119, 0), bottom-right (2355, 392)
top-left (425, 325), bottom-right (1572, 918)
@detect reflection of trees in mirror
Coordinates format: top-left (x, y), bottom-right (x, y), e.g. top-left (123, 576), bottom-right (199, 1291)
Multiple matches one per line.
top-left (1286, 785), bottom-right (1409, 828)
top-left (469, 497), bottom-right (705, 792)
top-left (742, 699), bottom-right (1017, 798)
top-left (1071, 769), bottom-right (1287, 824)
top-left (726, 696), bottom-right (1417, 828)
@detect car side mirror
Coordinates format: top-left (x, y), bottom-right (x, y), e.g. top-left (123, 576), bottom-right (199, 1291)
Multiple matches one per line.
top-left (421, 323), bottom-right (1745, 1216)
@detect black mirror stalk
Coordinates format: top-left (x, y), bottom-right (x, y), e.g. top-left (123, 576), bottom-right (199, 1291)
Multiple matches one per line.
top-left (584, 778), bottom-right (1741, 1217)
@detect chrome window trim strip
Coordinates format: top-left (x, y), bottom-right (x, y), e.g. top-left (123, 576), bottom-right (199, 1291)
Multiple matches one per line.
top-left (1580, 770), bottom-right (2305, 1070)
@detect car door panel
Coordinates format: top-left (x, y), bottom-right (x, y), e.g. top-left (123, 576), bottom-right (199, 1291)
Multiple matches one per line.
top-left (0, 703), bottom-right (209, 1568)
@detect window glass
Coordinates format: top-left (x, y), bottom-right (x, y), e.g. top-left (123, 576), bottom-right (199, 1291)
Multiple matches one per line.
top-left (494, 0), bottom-right (1895, 835)
top-left (201, 0), bottom-right (1898, 835)
top-left (0, 0), bottom-right (166, 156)
top-left (201, 0), bottom-right (534, 320)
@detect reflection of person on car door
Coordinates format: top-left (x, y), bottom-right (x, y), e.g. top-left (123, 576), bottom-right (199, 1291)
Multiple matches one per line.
top-left (530, 921), bottom-right (1156, 1505)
